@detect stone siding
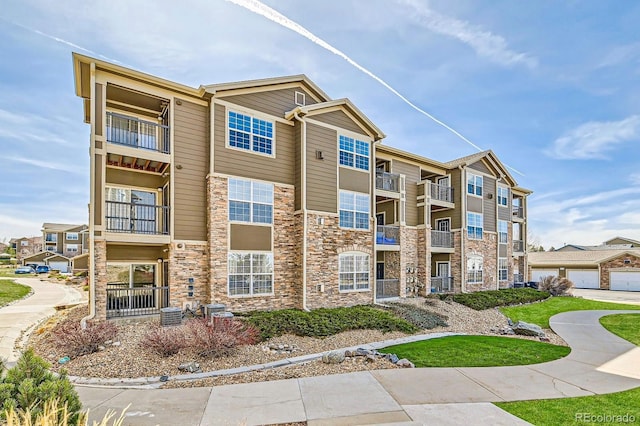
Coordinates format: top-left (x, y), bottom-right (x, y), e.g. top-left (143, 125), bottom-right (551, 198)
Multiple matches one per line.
top-left (417, 227), bottom-right (428, 294)
top-left (599, 253), bottom-right (640, 290)
top-left (401, 227), bottom-right (419, 297)
top-left (465, 232), bottom-right (498, 292)
top-left (93, 240), bottom-right (107, 320)
top-left (168, 242), bottom-right (209, 308)
top-left (450, 231), bottom-right (463, 293)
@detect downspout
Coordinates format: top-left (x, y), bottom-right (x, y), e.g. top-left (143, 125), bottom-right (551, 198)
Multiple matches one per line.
top-left (459, 165), bottom-right (466, 293)
top-left (292, 111), bottom-right (309, 311)
top-left (496, 176), bottom-right (503, 290)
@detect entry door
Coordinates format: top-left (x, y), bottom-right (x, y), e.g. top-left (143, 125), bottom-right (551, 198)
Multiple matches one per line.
top-left (376, 262), bottom-right (385, 280)
top-left (376, 213), bottom-right (385, 226)
top-left (437, 176), bottom-right (450, 201)
top-left (436, 218), bottom-right (450, 232)
top-left (436, 262), bottom-right (450, 277)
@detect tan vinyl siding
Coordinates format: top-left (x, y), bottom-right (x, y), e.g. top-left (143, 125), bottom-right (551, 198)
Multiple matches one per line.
top-left (230, 224), bottom-right (271, 251)
top-left (95, 83), bottom-right (103, 136)
top-left (417, 206), bottom-right (424, 225)
top-left (105, 168), bottom-right (165, 189)
top-left (306, 123), bottom-right (337, 213)
top-left (95, 154), bottom-right (103, 226)
top-left (376, 200), bottom-right (396, 224)
top-left (174, 99), bottom-right (209, 241)
top-left (80, 63), bottom-right (90, 98)
top-left (499, 244), bottom-right (507, 257)
top-left (431, 254), bottom-right (450, 271)
top-left (376, 251), bottom-right (384, 262)
top-left (467, 195), bottom-right (483, 213)
top-left (339, 167), bottom-right (369, 193)
top-left (73, 255), bottom-right (89, 271)
top-left (392, 160), bottom-right (420, 226)
top-left (294, 121), bottom-right (302, 211)
top-left (468, 160), bottom-right (492, 175)
top-left (483, 176), bottom-right (496, 232)
top-left (213, 104), bottom-right (295, 185)
top-left (107, 244), bottom-right (164, 261)
top-left (451, 168), bottom-right (462, 229)
top-left (223, 87), bottom-right (317, 118)
top-left (312, 110), bottom-right (364, 135)
top-left (498, 203), bottom-right (511, 220)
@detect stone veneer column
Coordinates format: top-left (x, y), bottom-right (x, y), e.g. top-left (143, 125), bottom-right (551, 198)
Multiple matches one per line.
top-left (451, 231), bottom-right (463, 293)
top-left (465, 232), bottom-right (498, 292)
top-left (93, 239), bottom-right (107, 320)
top-left (400, 227), bottom-right (419, 297)
top-left (416, 226), bottom-right (429, 296)
top-left (168, 242), bottom-right (209, 309)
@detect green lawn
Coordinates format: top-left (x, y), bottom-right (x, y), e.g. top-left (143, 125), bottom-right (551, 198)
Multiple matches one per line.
top-left (600, 314), bottom-right (640, 346)
top-left (379, 335), bottom-right (570, 367)
top-left (0, 279), bottom-right (31, 307)
top-left (0, 267), bottom-right (25, 278)
top-left (500, 297), bottom-right (640, 328)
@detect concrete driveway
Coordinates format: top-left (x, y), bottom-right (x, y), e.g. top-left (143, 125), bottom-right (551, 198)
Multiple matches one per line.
top-left (573, 288), bottom-right (640, 305)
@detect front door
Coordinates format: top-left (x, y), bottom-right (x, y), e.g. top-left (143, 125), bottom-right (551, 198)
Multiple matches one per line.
top-left (436, 218), bottom-right (450, 232)
top-left (376, 262), bottom-right (385, 280)
top-left (436, 262), bottom-right (450, 277)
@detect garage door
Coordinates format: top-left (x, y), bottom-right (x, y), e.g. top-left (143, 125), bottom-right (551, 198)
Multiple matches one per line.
top-left (48, 261), bottom-right (69, 273)
top-left (567, 269), bottom-right (599, 289)
top-left (531, 269), bottom-right (559, 282)
top-left (610, 271), bottom-right (640, 291)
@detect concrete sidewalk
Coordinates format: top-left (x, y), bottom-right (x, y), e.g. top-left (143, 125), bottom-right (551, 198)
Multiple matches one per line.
top-left (77, 310), bottom-right (640, 426)
top-left (573, 288), bottom-right (640, 306)
top-left (0, 277), bottom-right (84, 364)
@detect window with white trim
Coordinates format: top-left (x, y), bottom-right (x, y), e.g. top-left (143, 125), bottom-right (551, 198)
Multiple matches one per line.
top-left (46, 246), bottom-right (56, 252)
top-left (467, 212), bottom-right (483, 240)
top-left (66, 244), bottom-right (78, 253)
top-left (339, 135), bottom-right (369, 171)
top-left (497, 186), bottom-right (509, 206)
top-left (339, 253), bottom-right (370, 291)
top-left (228, 252), bottom-right (273, 296)
top-left (229, 178), bottom-right (273, 224)
top-left (467, 173), bottom-right (483, 196)
top-left (467, 254), bottom-right (483, 284)
top-left (45, 233), bottom-right (57, 243)
top-left (66, 232), bottom-right (79, 240)
top-left (228, 111), bottom-right (274, 155)
top-left (498, 258), bottom-right (508, 281)
top-left (339, 191), bottom-right (370, 229)
top-left (498, 220), bottom-right (508, 244)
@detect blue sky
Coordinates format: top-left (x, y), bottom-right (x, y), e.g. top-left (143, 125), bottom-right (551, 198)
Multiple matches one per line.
top-left (1, 0), bottom-right (639, 249)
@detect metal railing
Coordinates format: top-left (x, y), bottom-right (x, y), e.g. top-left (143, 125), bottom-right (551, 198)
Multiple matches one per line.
top-left (106, 112), bottom-right (170, 154)
top-left (106, 285), bottom-right (170, 318)
top-left (512, 205), bottom-right (524, 219)
top-left (430, 182), bottom-right (454, 203)
top-left (105, 201), bottom-right (169, 235)
top-left (513, 240), bottom-right (524, 252)
top-left (431, 276), bottom-right (453, 293)
top-left (431, 230), bottom-right (453, 248)
top-left (513, 273), bottom-right (524, 283)
top-left (376, 279), bottom-right (400, 299)
top-left (376, 225), bottom-right (400, 245)
top-left (375, 171), bottom-right (400, 192)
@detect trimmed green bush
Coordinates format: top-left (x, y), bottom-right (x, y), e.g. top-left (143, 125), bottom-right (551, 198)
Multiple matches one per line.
top-left (243, 305), bottom-right (418, 340)
top-left (0, 349), bottom-right (82, 424)
top-left (448, 288), bottom-right (550, 311)
top-left (383, 303), bottom-right (448, 329)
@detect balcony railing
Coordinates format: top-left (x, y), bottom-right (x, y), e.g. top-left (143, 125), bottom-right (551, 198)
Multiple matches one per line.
top-left (512, 205), bottom-right (524, 219)
top-left (513, 273), bottom-right (524, 283)
top-left (375, 171), bottom-right (400, 193)
top-left (376, 225), bottom-right (400, 245)
top-left (513, 240), bottom-right (524, 252)
top-left (105, 201), bottom-right (169, 235)
top-left (431, 276), bottom-right (453, 293)
top-left (106, 112), bottom-right (170, 154)
top-left (431, 230), bottom-right (454, 248)
top-left (376, 279), bottom-right (400, 299)
top-left (45, 234), bottom-right (57, 243)
top-left (430, 182), bottom-right (454, 203)
top-left (106, 284), bottom-right (170, 318)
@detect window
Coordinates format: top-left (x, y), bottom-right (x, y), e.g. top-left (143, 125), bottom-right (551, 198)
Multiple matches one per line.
top-left (66, 232), bottom-right (79, 240)
top-left (497, 186), bottom-right (509, 206)
top-left (46, 246), bottom-right (56, 252)
top-left (45, 233), bottom-right (57, 243)
top-left (339, 253), bottom-right (370, 291)
top-left (20, 240), bottom-right (29, 246)
top-left (498, 220), bottom-right (508, 244)
top-left (467, 212), bottom-right (483, 239)
top-left (467, 255), bottom-right (483, 284)
top-left (339, 135), bottom-right (369, 171)
top-left (229, 178), bottom-right (273, 224)
top-left (66, 244), bottom-right (78, 253)
top-left (339, 191), bottom-right (370, 230)
top-left (467, 173), bottom-right (483, 196)
top-left (228, 111), bottom-right (274, 155)
top-left (498, 258), bottom-right (508, 281)
top-left (294, 91), bottom-right (305, 106)
top-left (228, 252), bottom-right (273, 296)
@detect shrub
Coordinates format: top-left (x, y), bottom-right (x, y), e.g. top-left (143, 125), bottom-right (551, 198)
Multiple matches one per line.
top-left (384, 303), bottom-right (448, 329)
top-left (538, 276), bottom-right (574, 296)
top-left (4, 398), bottom-right (128, 426)
top-left (0, 349), bottom-right (82, 424)
top-left (53, 320), bottom-right (118, 357)
top-left (140, 325), bottom-right (187, 357)
top-left (452, 288), bottom-right (550, 311)
top-left (185, 318), bottom-right (259, 358)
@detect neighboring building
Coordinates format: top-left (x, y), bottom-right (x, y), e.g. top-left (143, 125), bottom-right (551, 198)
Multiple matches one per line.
top-left (530, 237), bottom-right (640, 292)
top-left (42, 223), bottom-right (89, 257)
top-left (73, 53), bottom-right (531, 320)
top-left (11, 236), bottom-right (42, 263)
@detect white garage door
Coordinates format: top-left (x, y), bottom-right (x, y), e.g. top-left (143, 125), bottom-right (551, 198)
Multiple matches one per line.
top-left (610, 271), bottom-right (640, 291)
top-left (567, 269), bottom-right (599, 289)
top-left (531, 269), bottom-right (559, 282)
top-left (48, 261), bottom-right (69, 273)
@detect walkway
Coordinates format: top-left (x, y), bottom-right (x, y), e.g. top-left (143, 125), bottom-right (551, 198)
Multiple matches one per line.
top-left (77, 310), bottom-right (640, 425)
top-left (0, 277), bottom-right (84, 365)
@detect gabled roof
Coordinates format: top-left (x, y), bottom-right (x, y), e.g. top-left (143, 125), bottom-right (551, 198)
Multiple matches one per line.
top-left (528, 249), bottom-right (640, 266)
top-left (287, 99), bottom-right (385, 141)
top-left (604, 236), bottom-right (640, 247)
top-left (204, 74), bottom-right (330, 103)
top-left (442, 150), bottom-right (491, 169)
top-left (22, 251), bottom-right (71, 262)
top-left (42, 223), bottom-right (87, 233)
top-left (442, 150), bottom-right (520, 188)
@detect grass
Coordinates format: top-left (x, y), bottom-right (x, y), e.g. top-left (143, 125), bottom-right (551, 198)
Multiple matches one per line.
top-left (378, 335), bottom-right (570, 367)
top-left (496, 387), bottom-right (640, 426)
top-left (0, 279), bottom-right (31, 307)
top-left (446, 288), bottom-right (550, 311)
top-left (600, 314), bottom-right (640, 346)
top-left (500, 297), bottom-right (640, 328)
top-left (0, 267), bottom-right (27, 278)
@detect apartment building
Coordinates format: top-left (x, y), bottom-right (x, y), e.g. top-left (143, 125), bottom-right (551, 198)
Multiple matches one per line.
top-left (42, 223), bottom-right (89, 257)
top-left (73, 53), bottom-right (529, 320)
top-left (10, 236), bottom-right (43, 263)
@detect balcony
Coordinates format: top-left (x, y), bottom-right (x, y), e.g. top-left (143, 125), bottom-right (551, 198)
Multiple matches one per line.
top-left (429, 182), bottom-right (454, 204)
top-left (375, 171), bottom-right (400, 194)
top-left (105, 201), bottom-right (169, 236)
top-left (431, 230), bottom-right (454, 253)
top-left (513, 240), bottom-right (524, 253)
top-left (106, 285), bottom-right (170, 318)
top-left (106, 112), bottom-right (169, 154)
top-left (45, 234), bottom-right (57, 243)
top-left (376, 225), bottom-right (400, 247)
top-left (512, 205), bottom-right (524, 221)
top-left (431, 276), bottom-right (453, 293)
top-left (376, 279), bottom-right (400, 299)
top-left (513, 273), bottom-right (524, 284)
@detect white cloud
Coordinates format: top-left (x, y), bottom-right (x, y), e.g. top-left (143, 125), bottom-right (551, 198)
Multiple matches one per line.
top-left (5, 156), bottom-right (83, 174)
top-left (397, 0), bottom-right (537, 69)
top-left (597, 43), bottom-right (640, 69)
top-left (546, 115), bottom-right (640, 160)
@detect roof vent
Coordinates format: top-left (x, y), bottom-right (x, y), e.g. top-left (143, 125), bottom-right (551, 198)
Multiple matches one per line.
top-left (295, 91), bottom-right (306, 106)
